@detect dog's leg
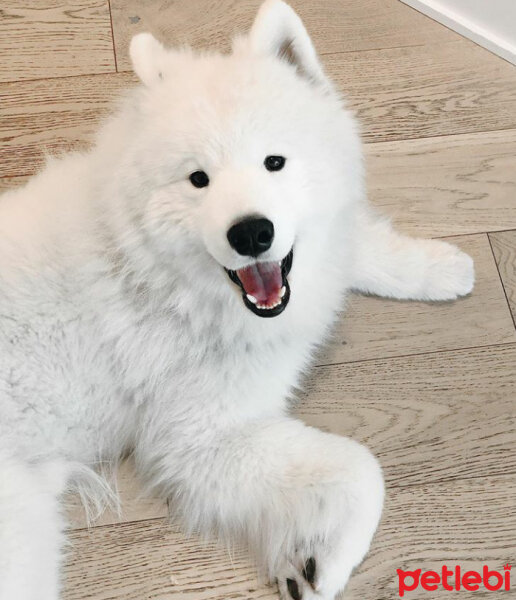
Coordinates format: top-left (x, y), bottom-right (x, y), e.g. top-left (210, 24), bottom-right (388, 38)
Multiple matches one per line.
top-left (0, 452), bottom-right (68, 600)
top-left (136, 417), bottom-right (383, 600)
top-left (350, 207), bottom-right (474, 300)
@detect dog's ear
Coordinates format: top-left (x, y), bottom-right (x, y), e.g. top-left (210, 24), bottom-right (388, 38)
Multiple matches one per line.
top-left (130, 33), bottom-right (167, 87)
top-left (247, 0), bottom-right (332, 90)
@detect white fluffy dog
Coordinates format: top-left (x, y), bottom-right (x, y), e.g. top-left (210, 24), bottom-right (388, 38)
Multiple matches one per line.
top-left (0, 1), bottom-right (474, 599)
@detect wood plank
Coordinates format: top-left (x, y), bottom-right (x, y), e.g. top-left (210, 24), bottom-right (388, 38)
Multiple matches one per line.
top-left (66, 458), bottom-right (169, 530)
top-left (0, 1), bottom-right (115, 83)
top-left (110, 0), bottom-right (456, 72)
top-left (366, 130), bottom-right (516, 238)
top-left (347, 475), bottom-right (515, 600)
top-left (111, 0), bottom-right (516, 142)
top-left (0, 176), bottom-right (28, 194)
top-left (0, 72), bottom-right (136, 178)
top-left (64, 475), bottom-right (516, 599)
top-left (326, 39), bottom-right (516, 142)
top-left (65, 343), bottom-right (516, 531)
top-left (489, 230), bottom-right (516, 326)
top-left (3, 125), bottom-right (516, 241)
top-left (320, 234), bottom-right (516, 365)
top-left (298, 344), bottom-right (516, 487)
top-left (65, 521), bottom-right (276, 600)
top-left (3, 44), bottom-right (516, 178)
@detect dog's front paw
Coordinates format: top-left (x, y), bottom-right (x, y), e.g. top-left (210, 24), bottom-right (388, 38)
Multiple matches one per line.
top-left (269, 450), bottom-right (383, 599)
top-left (275, 542), bottom-right (358, 600)
top-left (421, 240), bottom-right (475, 301)
top-left (277, 556), bottom-right (320, 600)
top-left (277, 556), bottom-right (318, 600)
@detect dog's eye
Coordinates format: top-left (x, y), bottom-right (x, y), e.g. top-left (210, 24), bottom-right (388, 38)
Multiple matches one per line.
top-left (264, 156), bottom-right (286, 172)
top-left (189, 170), bottom-right (210, 188)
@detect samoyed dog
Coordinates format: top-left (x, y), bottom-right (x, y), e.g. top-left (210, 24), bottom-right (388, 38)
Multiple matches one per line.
top-left (0, 1), bottom-right (474, 598)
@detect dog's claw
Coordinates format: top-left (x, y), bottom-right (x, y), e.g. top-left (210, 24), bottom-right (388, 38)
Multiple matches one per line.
top-left (286, 577), bottom-right (302, 600)
top-left (302, 557), bottom-right (316, 586)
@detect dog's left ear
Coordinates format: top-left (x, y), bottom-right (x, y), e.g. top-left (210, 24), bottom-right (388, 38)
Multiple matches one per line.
top-left (247, 0), bottom-right (332, 91)
top-left (130, 32), bottom-right (168, 87)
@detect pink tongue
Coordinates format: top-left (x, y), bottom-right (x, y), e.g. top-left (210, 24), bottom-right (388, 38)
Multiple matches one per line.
top-left (237, 261), bottom-right (282, 304)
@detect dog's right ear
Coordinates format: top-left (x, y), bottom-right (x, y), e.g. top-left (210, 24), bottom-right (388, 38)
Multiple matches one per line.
top-left (246, 0), bottom-right (332, 91)
top-left (130, 33), bottom-right (167, 87)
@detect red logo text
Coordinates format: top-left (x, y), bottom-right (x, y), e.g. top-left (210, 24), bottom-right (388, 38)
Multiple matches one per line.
top-left (397, 564), bottom-right (511, 597)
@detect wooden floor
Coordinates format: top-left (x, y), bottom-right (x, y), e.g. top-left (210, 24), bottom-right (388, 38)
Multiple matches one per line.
top-left (2, 1), bottom-right (516, 598)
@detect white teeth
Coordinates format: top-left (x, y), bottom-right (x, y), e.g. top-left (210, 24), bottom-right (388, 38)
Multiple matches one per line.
top-left (280, 286), bottom-right (286, 298)
top-left (246, 294), bottom-right (257, 304)
top-left (256, 298), bottom-right (283, 310)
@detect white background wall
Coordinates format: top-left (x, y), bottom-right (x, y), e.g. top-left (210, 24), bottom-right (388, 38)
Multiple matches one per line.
top-left (400, 0), bottom-right (516, 65)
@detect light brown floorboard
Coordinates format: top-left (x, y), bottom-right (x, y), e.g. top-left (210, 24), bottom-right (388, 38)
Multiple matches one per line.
top-left (346, 475), bottom-right (515, 600)
top-left (110, 0), bottom-right (456, 68)
top-left (0, 176), bottom-right (28, 193)
top-left (65, 518), bottom-right (276, 600)
top-left (3, 38), bottom-right (516, 178)
top-left (320, 234), bottom-right (516, 365)
top-left (66, 342), bottom-right (516, 530)
top-left (111, 0), bottom-right (516, 142)
top-left (3, 60), bottom-right (516, 180)
top-left (66, 459), bottom-right (168, 530)
top-left (0, 72), bottom-right (136, 178)
top-left (4, 40), bottom-right (516, 177)
top-left (489, 230), bottom-right (516, 326)
top-left (300, 344), bottom-right (516, 487)
top-left (366, 130), bottom-right (516, 237)
top-left (63, 475), bottom-right (516, 600)
top-left (3, 127), bottom-right (516, 243)
top-left (0, 1), bottom-right (115, 83)
top-left (326, 39), bottom-right (516, 142)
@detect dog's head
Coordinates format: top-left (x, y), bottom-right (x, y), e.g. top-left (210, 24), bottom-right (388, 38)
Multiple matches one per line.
top-left (118, 0), bottom-right (361, 319)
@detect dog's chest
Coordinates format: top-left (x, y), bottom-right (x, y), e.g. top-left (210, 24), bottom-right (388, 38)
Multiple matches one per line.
top-left (110, 303), bottom-right (303, 419)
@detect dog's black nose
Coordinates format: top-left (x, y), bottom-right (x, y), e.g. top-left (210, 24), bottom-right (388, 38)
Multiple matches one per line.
top-left (227, 217), bottom-right (274, 257)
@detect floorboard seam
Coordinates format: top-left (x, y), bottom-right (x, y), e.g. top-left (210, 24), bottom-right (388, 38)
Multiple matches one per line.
top-left (314, 340), bottom-right (516, 369)
top-left (432, 229), bottom-right (516, 240)
top-left (487, 233), bottom-right (516, 331)
top-left (0, 69), bottom-right (130, 87)
top-left (68, 514), bottom-right (167, 534)
top-left (107, 0), bottom-right (118, 73)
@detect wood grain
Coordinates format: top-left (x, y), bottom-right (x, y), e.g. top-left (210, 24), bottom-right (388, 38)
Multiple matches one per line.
top-left (0, 175), bottom-right (28, 194)
top-left (0, 72), bottom-right (136, 178)
top-left (325, 39), bottom-right (516, 143)
top-left (3, 42), bottom-right (516, 181)
top-left (111, 0), bottom-right (516, 143)
top-left (66, 458), bottom-right (168, 530)
top-left (110, 0), bottom-right (456, 71)
top-left (64, 342), bottom-right (516, 532)
top-left (0, 1), bottom-right (115, 83)
top-left (366, 130), bottom-right (516, 237)
top-left (4, 2), bottom-right (516, 599)
top-left (63, 475), bottom-right (516, 600)
top-left (320, 234), bottom-right (516, 365)
top-left (489, 230), bottom-right (516, 327)
top-left (347, 475), bottom-right (516, 600)
top-left (65, 518), bottom-right (276, 600)
top-left (299, 344), bottom-right (516, 487)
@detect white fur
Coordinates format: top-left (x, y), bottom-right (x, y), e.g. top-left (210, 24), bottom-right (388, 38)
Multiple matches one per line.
top-left (0, 1), bottom-right (474, 598)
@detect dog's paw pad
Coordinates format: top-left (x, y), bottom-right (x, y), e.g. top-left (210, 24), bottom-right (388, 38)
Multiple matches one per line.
top-left (302, 557), bottom-right (316, 586)
top-left (287, 577), bottom-right (303, 600)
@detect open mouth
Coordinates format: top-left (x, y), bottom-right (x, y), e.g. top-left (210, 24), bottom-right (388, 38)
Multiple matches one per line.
top-left (225, 249), bottom-right (293, 318)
